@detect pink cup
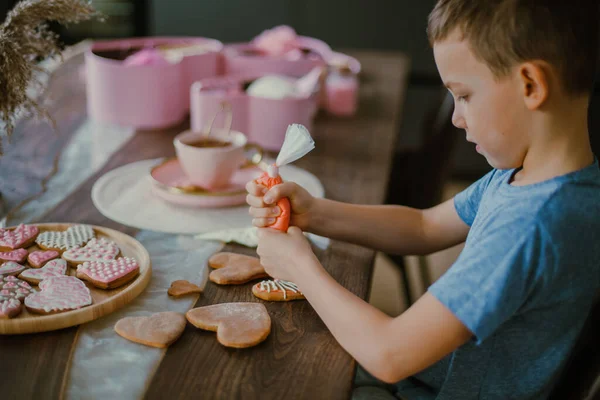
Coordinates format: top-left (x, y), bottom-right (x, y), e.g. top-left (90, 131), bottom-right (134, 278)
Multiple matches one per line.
top-left (173, 129), bottom-right (263, 190)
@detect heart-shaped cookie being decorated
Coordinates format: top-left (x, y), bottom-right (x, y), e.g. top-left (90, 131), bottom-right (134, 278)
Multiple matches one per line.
top-left (0, 249), bottom-right (28, 263)
top-left (35, 225), bottom-right (95, 252)
top-left (167, 280), bottom-right (203, 297)
top-left (186, 303), bottom-right (271, 348)
top-left (19, 259), bottom-right (67, 285)
top-left (114, 312), bottom-right (186, 348)
top-left (24, 276), bottom-right (92, 314)
top-left (76, 257), bottom-right (139, 289)
top-left (208, 252), bottom-right (270, 285)
top-left (27, 250), bottom-right (59, 268)
top-left (0, 224), bottom-right (39, 251)
top-left (62, 238), bottom-right (120, 266)
top-left (0, 261), bottom-right (27, 276)
top-left (252, 279), bottom-right (305, 302)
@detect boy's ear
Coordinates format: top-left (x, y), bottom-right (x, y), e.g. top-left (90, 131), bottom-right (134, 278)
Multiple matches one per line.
top-left (518, 61), bottom-right (550, 110)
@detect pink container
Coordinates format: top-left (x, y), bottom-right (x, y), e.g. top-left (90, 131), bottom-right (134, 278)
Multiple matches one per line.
top-left (86, 37), bottom-right (223, 129)
top-left (190, 76), bottom-right (319, 151)
top-left (223, 36), bottom-right (331, 77)
top-left (323, 52), bottom-right (361, 117)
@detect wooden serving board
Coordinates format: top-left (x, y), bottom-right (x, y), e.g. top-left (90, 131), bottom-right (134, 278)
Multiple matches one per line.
top-left (0, 223), bottom-right (151, 335)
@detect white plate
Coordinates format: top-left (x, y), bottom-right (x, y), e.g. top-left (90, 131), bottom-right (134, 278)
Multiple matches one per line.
top-left (91, 158), bottom-right (324, 235)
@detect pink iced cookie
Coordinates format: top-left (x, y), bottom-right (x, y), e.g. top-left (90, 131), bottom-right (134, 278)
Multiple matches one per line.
top-left (0, 275), bottom-right (36, 302)
top-left (76, 257), bottom-right (139, 289)
top-left (0, 249), bottom-right (28, 263)
top-left (62, 238), bottom-right (120, 266)
top-left (24, 276), bottom-right (92, 315)
top-left (19, 259), bottom-right (67, 285)
top-left (0, 261), bottom-right (26, 276)
top-left (0, 224), bottom-right (39, 251)
top-left (0, 298), bottom-right (22, 319)
top-left (27, 250), bottom-right (60, 268)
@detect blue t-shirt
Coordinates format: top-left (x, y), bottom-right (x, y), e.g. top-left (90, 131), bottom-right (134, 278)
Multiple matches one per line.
top-left (400, 160), bottom-right (600, 400)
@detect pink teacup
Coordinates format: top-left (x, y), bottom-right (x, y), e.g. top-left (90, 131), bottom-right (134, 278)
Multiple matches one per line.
top-left (173, 129), bottom-right (263, 190)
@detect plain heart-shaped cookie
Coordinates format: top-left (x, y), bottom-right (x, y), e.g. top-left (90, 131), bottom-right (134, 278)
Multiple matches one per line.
top-left (208, 252), bottom-right (270, 285)
top-left (19, 259), bottom-right (67, 285)
top-left (167, 280), bottom-right (202, 297)
top-left (76, 257), bottom-right (139, 289)
top-left (62, 238), bottom-right (120, 265)
top-left (27, 250), bottom-right (59, 268)
top-left (35, 225), bottom-right (95, 251)
top-left (114, 312), bottom-right (186, 348)
top-left (0, 249), bottom-right (28, 263)
top-left (24, 276), bottom-right (92, 314)
top-left (186, 303), bottom-right (271, 348)
top-left (0, 224), bottom-right (39, 251)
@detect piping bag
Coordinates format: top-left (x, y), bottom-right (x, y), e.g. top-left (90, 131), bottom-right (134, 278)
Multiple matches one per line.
top-left (256, 124), bottom-right (315, 231)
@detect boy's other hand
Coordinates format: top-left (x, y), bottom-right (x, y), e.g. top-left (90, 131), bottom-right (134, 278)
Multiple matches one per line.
top-left (246, 181), bottom-right (315, 230)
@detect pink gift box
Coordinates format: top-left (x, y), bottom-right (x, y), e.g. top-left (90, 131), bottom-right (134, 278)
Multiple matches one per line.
top-left (222, 36), bottom-right (331, 77)
top-left (86, 37), bottom-right (223, 129)
top-left (190, 75), bottom-right (319, 151)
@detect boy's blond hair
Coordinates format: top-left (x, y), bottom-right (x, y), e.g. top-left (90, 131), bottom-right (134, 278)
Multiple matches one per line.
top-left (428, 0), bottom-right (599, 96)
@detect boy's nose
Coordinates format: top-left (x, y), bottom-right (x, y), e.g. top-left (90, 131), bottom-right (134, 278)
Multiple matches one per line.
top-left (452, 109), bottom-right (467, 130)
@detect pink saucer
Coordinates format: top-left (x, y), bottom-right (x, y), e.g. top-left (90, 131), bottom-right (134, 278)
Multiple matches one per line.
top-left (149, 158), bottom-right (262, 208)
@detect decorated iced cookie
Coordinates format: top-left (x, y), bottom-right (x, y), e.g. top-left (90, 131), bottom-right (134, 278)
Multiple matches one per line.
top-left (115, 312), bottom-right (187, 348)
top-left (0, 275), bottom-right (36, 302)
top-left (24, 276), bottom-right (92, 315)
top-left (35, 224), bottom-right (95, 252)
top-left (76, 257), bottom-right (139, 289)
top-left (0, 299), bottom-right (22, 319)
top-left (0, 224), bottom-right (39, 251)
top-left (251, 279), bottom-right (305, 301)
top-left (0, 261), bottom-right (27, 277)
top-left (0, 249), bottom-right (28, 263)
top-left (208, 252), bottom-right (270, 285)
top-left (27, 250), bottom-right (60, 268)
top-left (186, 303), bottom-right (271, 348)
top-left (19, 259), bottom-right (67, 285)
top-left (167, 280), bottom-right (202, 297)
top-left (62, 238), bottom-right (120, 266)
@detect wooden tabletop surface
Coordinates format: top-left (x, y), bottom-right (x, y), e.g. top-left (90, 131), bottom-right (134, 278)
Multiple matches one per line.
top-left (0, 49), bottom-right (410, 400)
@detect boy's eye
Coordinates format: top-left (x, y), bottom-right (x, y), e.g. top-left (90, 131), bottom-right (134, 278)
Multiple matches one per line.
top-left (457, 95), bottom-right (469, 103)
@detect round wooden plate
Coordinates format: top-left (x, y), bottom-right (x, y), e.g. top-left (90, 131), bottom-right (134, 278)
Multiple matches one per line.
top-left (0, 223), bottom-right (151, 335)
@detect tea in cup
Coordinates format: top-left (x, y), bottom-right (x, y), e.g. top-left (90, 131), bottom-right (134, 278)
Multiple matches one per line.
top-left (173, 129), bottom-right (263, 189)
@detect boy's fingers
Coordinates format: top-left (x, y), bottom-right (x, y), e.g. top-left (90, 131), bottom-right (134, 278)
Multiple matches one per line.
top-left (253, 217), bottom-right (276, 227)
top-left (246, 194), bottom-right (266, 208)
top-left (246, 181), bottom-right (267, 196)
top-left (249, 206), bottom-right (280, 218)
top-left (264, 182), bottom-right (296, 204)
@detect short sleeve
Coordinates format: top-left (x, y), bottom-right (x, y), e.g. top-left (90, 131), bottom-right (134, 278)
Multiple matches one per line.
top-left (428, 223), bottom-right (554, 344)
top-left (454, 170), bottom-right (497, 226)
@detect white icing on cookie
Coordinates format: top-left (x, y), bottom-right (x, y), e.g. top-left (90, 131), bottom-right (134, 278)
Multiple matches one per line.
top-left (0, 261), bottom-right (26, 276)
top-left (0, 298), bottom-right (22, 318)
top-left (257, 279), bottom-right (300, 300)
top-left (24, 276), bottom-right (92, 313)
top-left (0, 224), bottom-right (39, 249)
top-left (77, 257), bottom-right (139, 284)
top-left (35, 225), bottom-right (95, 250)
top-left (62, 238), bottom-right (120, 263)
top-left (19, 259), bottom-right (67, 282)
top-left (0, 275), bottom-right (36, 301)
top-left (0, 249), bottom-right (28, 263)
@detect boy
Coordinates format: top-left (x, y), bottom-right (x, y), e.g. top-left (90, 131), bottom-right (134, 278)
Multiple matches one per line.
top-left (246, 1), bottom-right (600, 398)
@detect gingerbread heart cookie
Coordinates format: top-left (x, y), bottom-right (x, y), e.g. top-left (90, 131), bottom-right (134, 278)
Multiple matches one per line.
top-left (208, 252), bottom-right (270, 285)
top-left (62, 238), bottom-right (120, 266)
top-left (186, 303), bottom-right (271, 348)
top-left (24, 276), bottom-right (92, 314)
top-left (167, 280), bottom-right (202, 297)
top-left (252, 279), bottom-right (305, 301)
top-left (0, 249), bottom-right (28, 263)
top-left (35, 224), bottom-right (95, 252)
top-left (76, 257), bottom-right (139, 289)
top-left (0, 261), bottom-right (27, 277)
top-left (0, 224), bottom-right (39, 251)
top-left (0, 276), bottom-right (36, 319)
top-left (27, 250), bottom-right (59, 268)
top-left (114, 312), bottom-right (187, 348)
top-left (19, 259), bottom-right (67, 285)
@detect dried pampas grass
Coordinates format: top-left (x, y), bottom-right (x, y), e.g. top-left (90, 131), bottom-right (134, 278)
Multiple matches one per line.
top-left (0, 0), bottom-right (100, 154)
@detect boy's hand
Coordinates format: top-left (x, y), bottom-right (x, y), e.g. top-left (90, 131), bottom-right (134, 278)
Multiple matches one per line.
top-left (246, 181), bottom-right (315, 230)
top-left (256, 226), bottom-right (317, 282)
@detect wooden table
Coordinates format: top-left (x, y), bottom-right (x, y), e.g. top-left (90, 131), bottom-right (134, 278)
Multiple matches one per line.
top-left (0, 48), bottom-right (409, 400)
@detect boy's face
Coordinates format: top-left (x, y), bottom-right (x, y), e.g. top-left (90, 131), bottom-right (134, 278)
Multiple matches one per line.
top-left (433, 29), bottom-right (529, 170)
